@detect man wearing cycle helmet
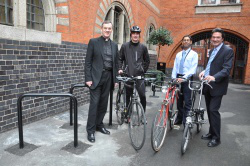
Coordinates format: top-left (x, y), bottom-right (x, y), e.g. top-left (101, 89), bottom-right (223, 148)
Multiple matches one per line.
top-left (118, 25), bottom-right (150, 120)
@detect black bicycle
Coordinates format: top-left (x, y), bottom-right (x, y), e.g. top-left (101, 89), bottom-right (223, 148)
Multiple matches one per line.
top-left (115, 75), bottom-right (150, 150)
top-left (181, 79), bottom-right (212, 154)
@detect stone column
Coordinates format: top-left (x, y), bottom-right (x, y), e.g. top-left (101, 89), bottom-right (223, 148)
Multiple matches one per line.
top-left (118, 11), bottom-right (125, 44)
top-left (13, 0), bottom-right (26, 28)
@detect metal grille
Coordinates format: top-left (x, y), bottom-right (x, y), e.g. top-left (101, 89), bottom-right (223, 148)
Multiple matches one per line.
top-left (0, 0), bottom-right (13, 25)
top-left (27, 0), bottom-right (45, 31)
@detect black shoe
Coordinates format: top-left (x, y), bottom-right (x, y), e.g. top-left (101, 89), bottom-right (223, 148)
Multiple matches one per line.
top-left (174, 119), bottom-right (182, 125)
top-left (201, 133), bottom-right (212, 140)
top-left (96, 127), bottom-right (110, 135)
top-left (207, 139), bottom-right (221, 147)
top-left (87, 133), bottom-right (95, 143)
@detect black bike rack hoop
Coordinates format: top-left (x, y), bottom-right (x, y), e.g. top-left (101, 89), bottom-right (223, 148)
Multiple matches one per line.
top-left (17, 93), bottom-right (78, 149)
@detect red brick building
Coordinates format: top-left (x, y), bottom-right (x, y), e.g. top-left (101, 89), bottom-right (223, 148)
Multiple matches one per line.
top-left (0, 0), bottom-right (249, 132)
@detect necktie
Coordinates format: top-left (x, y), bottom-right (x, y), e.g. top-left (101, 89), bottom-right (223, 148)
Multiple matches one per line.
top-left (204, 48), bottom-right (217, 77)
top-left (179, 51), bottom-right (186, 74)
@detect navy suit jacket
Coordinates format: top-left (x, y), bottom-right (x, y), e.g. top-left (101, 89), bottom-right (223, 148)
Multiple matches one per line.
top-left (203, 43), bottom-right (234, 96)
top-left (84, 36), bottom-right (118, 90)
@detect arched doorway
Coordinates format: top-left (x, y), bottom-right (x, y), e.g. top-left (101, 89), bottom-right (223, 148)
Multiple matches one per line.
top-left (191, 31), bottom-right (249, 83)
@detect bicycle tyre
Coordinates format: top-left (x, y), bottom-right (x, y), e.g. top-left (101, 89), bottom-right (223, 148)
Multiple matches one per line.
top-left (128, 101), bottom-right (146, 150)
top-left (196, 112), bottom-right (202, 133)
top-left (181, 125), bottom-right (191, 155)
top-left (169, 94), bottom-right (177, 130)
top-left (151, 105), bottom-right (168, 152)
top-left (115, 88), bottom-right (125, 125)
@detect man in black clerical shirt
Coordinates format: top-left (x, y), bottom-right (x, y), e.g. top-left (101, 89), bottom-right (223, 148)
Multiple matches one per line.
top-left (85, 20), bottom-right (119, 143)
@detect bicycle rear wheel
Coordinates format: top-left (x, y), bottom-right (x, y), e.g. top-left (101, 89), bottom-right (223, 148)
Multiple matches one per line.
top-left (169, 94), bottom-right (178, 130)
top-left (181, 124), bottom-right (191, 155)
top-left (115, 88), bottom-right (125, 125)
top-left (196, 110), bottom-right (205, 133)
top-left (128, 101), bottom-right (146, 150)
top-left (151, 105), bottom-right (168, 152)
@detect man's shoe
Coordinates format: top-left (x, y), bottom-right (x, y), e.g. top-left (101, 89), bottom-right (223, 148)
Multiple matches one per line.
top-left (87, 133), bottom-right (95, 143)
top-left (174, 119), bottom-right (182, 125)
top-left (97, 127), bottom-right (110, 135)
top-left (201, 133), bottom-right (212, 140)
top-left (207, 139), bottom-right (221, 147)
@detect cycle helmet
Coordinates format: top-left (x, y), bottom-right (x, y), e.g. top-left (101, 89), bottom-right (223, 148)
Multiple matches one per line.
top-left (130, 26), bottom-right (141, 33)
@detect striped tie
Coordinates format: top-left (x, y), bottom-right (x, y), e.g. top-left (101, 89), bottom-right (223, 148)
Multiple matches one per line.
top-left (205, 48), bottom-right (217, 77)
top-left (179, 51), bottom-right (186, 74)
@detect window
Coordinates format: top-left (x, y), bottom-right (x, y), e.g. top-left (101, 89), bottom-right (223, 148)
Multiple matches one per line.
top-left (201, 0), bottom-right (216, 5)
top-left (105, 4), bottom-right (130, 44)
top-left (0, 0), bottom-right (13, 25)
top-left (147, 24), bottom-right (155, 50)
top-left (27, 0), bottom-right (45, 31)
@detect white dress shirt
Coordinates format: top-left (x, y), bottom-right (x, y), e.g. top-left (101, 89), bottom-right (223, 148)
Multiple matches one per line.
top-left (171, 48), bottom-right (198, 79)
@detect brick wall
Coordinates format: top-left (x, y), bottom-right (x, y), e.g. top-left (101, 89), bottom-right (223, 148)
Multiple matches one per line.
top-left (0, 39), bottom-right (89, 132)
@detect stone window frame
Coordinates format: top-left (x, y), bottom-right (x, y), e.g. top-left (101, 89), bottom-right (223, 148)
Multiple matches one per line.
top-left (0, 0), bottom-right (61, 44)
top-left (196, 0), bottom-right (242, 14)
top-left (104, 2), bottom-right (130, 46)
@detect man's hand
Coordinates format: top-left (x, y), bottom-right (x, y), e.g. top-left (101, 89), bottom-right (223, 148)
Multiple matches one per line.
top-left (176, 78), bottom-right (183, 83)
top-left (86, 81), bottom-right (92, 87)
top-left (204, 75), bottom-right (215, 83)
top-left (118, 70), bottom-right (123, 74)
top-left (115, 83), bottom-right (119, 87)
top-left (199, 71), bottom-right (205, 80)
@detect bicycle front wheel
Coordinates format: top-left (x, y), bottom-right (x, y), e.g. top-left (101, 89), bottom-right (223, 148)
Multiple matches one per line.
top-left (181, 125), bottom-right (191, 155)
top-left (128, 101), bottom-right (146, 150)
top-left (151, 105), bottom-right (168, 152)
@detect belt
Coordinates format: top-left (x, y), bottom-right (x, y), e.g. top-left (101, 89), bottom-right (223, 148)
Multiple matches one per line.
top-left (103, 68), bottom-right (112, 72)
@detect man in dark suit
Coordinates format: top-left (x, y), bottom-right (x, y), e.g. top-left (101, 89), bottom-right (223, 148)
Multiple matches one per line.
top-left (199, 28), bottom-right (234, 147)
top-left (85, 20), bottom-right (118, 143)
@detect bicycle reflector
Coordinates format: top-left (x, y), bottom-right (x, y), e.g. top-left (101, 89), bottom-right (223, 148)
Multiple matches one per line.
top-left (161, 86), bottom-right (168, 93)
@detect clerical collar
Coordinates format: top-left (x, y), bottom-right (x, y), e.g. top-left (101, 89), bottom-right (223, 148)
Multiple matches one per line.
top-left (101, 36), bottom-right (110, 41)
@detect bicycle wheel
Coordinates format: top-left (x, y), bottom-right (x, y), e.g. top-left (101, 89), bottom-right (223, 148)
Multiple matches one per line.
top-left (196, 110), bottom-right (204, 133)
top-left (128, 101), bottom-right (146, 150)
top-left (151, 105), bottom-right (168, 152)
top-left (169, 94), bottom-right (178, 130)
top-left (181, 125), bottom-right (191, 155)
top-left (115, 88), bottom-right (125, 125)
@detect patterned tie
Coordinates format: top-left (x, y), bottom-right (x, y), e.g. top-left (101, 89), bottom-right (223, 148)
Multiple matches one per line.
top-left (179, 51), bottom-right (186, 74)
top-left (204, 48), bottom-right (217, 77)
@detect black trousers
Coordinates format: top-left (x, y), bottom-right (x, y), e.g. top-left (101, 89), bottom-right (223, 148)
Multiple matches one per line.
top-left (86, 70), bottom-right (112, 134)
top-left (125, 79), bottom-right (146, 112)
top-left (177, 81), bottom-right (192, 124)
top-left (204, 90), bottom-right (223, 140)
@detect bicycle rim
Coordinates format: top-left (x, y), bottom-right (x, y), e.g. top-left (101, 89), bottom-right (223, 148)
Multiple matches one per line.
top-left (115, 90), bottom-right (125, 125)
top-left (151, 106), bottom-right (168, 152)
top-left (181, 125), bottom-right (191, 155)
top-left (128, 102), bottom-right (146, 150)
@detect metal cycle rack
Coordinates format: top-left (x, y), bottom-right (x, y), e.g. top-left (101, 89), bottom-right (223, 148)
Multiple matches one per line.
top-left (17, 93), bottom-right (78, 149)
top-left (150, 81), bottom-right (164, 97)
top-left (69, 84), bottom-right (114, 126)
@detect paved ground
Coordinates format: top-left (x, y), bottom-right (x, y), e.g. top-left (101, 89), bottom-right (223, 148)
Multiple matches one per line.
top-left (0, 83), bottom-right (250, 166)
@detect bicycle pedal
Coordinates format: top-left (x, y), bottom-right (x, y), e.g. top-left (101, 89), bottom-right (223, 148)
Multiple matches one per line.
top-left (173, 125), bottom-right (180, 130)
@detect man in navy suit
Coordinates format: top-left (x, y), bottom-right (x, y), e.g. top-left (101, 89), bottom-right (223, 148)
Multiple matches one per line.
top-left (199, 28), bottom-right (234, 147)
top-left (85, 20), bottom-right (118, 143)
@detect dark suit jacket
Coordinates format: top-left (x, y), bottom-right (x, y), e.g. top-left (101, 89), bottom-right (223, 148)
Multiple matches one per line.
top-left (84, 36), bottom-right (118, 90)
top-left (203, 43), bottom-right (234, 96)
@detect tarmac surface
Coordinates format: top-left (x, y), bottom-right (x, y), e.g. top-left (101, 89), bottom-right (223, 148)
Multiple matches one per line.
top-left (0, 83), bottom-right (250, 166)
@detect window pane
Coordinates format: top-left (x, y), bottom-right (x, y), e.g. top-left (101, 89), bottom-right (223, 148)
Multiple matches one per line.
top-left (201, 0), bottom-right (216, 4)
top-left (0, 0), bottom-right (13, 25)
top-left (27, 0), bottom-right (45, 31)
